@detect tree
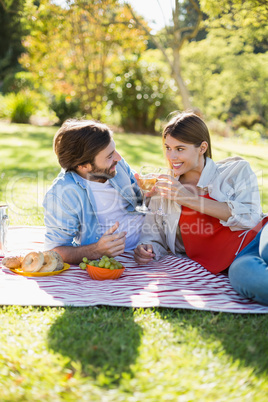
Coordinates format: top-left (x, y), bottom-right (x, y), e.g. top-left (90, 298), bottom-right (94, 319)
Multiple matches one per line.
top-left (125, 0), bottom-right (203, 110)
top-left (20, 0), bottom-right (147, 120)
top-left (180, 28), bottom-right (268, 124)
top-left (200, 0), bottom-right (268, 52)
top-left (0, 0), bottom-right (26, 85)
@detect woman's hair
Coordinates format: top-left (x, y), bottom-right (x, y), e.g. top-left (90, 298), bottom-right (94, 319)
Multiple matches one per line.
top-left (53, 119), bottom-right (112, 171)
top-left (162, 111), bottom-right (212, 159)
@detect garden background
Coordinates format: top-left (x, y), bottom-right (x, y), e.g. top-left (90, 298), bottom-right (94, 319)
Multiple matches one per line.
top-left (1, 0), bottom-right (268, 401)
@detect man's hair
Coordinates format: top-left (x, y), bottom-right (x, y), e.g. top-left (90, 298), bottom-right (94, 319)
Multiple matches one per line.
top-left (53, 119), bottom-right (113, 171)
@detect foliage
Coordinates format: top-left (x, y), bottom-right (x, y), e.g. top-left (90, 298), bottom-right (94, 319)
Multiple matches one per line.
top-left (50, 94), bottom-right (82, 125)
top-left (3, 91), bottom-right (35, 123)
top-left (107, 51), bottom-right (178, 133)
top-left (1, 70), bottom-right (35, 93)
top-left (200, 0), bottom-right (268, 52)
top-left (181, 29), bottom-right (268, 124)
top-left (19, 0), bottom-right (148, 121)
top-left (127, 0), bottom-right (204, 109)
top-left (0, 0), bottom-right (27, 82)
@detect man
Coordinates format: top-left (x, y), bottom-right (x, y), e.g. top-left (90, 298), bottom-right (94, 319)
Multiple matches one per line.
top-left (43, 119), bottom-right (144, 264)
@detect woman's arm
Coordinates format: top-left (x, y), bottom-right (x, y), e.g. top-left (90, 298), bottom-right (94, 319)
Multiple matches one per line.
top-left (156, 178), bottom-right (232, 222)
top-left (157, 159), bottom-right (263, 229)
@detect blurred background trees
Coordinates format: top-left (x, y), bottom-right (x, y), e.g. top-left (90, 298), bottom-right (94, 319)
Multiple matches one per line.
top-left (0, 0), bottom-right (267, 137)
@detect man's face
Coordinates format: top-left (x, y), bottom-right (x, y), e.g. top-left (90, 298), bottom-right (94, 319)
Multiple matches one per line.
top-left (81, 139), bottom-right (122, 181)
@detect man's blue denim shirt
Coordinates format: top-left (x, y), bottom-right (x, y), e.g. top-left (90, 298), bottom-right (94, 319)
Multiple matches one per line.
top-left (43, 158), bottom-right (142, 250)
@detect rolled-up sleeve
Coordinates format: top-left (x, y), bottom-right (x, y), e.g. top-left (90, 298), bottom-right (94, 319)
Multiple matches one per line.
top-left (219, 162), bottom-right (263, 230)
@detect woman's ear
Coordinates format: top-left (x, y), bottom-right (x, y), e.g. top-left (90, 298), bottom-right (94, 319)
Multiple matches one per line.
top-left (200, 141), bottom-right (208, 155)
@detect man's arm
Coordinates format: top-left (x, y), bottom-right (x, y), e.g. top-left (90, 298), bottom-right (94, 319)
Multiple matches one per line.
top-left (52, 222), bottom-right (127, 265)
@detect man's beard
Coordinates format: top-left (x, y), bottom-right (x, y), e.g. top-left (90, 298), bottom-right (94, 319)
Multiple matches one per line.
top-left (87, 162), bottom-right (118, 181)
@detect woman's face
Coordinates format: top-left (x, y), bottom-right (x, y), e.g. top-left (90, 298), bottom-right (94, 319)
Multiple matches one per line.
top-left (164, 135), bottom-right (207, 178)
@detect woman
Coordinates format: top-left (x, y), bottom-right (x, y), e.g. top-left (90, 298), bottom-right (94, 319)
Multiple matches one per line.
top-left (134, 111), bottom-right (268, 305)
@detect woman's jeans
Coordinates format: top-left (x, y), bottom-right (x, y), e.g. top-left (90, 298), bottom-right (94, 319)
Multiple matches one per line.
top-left (229, 222), bottom-right (268, 305)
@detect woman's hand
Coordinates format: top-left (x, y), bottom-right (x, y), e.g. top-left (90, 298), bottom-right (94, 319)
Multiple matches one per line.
top-left (134, 244), bottom-right (155, 265)
top-left (155, 175), bottom-right (194, 205)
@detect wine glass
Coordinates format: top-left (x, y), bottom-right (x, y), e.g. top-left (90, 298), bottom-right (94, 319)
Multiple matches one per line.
top-left (156, 167), bottom-right (174, 216)
top-left (135, 165), bottom-right (158, 214)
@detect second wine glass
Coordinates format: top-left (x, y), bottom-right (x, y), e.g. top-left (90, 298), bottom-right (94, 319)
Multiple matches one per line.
top-left (135, 165), bottom-right (158, 214)
top-left (156, 167), bottom-right (174, 216)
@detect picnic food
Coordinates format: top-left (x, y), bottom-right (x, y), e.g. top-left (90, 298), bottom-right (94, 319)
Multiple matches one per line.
top-left (21, 251), bottom-right (45, 272)
top-left (49, 250), bottom-right (64, 271)
top-left (83, 256), bottom-right (125, 281)
top-left (39, 252), bottom-right (58, 272)
top-left (79, 255), bottom-right (123, 270)
top-left (2, 256), bottom-right (23, 269)
top-left (2, 250), bottom-right (64, 273)
top-left (40, 250), bottom-right (64, 272)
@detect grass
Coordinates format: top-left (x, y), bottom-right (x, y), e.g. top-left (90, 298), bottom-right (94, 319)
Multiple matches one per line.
top-left (1, 121), bottom-right (268, 401)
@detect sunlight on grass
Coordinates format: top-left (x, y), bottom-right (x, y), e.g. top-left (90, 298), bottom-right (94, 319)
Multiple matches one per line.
top-left (1, 306), bottom-right (268, 401)
top-left (1, 123), bottom-right (268, 401)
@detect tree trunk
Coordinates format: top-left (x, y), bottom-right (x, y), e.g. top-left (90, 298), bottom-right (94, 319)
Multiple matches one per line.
top-left (172, 49), bottom-right (192, 110)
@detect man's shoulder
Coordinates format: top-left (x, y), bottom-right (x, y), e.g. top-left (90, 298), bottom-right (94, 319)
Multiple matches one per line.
top-left (45, 171), bottom-right (82, 198)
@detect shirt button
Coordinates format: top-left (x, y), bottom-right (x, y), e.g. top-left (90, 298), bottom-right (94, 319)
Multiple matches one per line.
top-left (96, 237), bottom-right (99, 240)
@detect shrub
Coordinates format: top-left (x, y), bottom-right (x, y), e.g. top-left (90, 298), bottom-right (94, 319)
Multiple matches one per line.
top-left (235, 127), bottom-right (261, 144)
top-left (0, 94), bottom-right (9, 118)
top-left (50, 94), bottom-right (81, 125)
top-left (2, 71), bottom-right (35, 94)
top-left (5, 92), bottom-right (35, 123)
top-left (207, 119), bottom-right (233, 137)
top-left (232, 114), bottom-right (263, 129)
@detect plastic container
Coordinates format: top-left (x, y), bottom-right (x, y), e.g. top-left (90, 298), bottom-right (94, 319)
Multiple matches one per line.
top-left (86, 264), bottom-right (125, 280)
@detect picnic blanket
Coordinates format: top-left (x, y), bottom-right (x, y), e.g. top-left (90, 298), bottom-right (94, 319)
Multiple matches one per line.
top-left (1, 226), bottom-right (268, 313)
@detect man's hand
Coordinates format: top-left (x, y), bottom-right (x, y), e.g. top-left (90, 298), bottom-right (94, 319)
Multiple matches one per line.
top-left (96, 221), bottom-right (126, 257)
top-left (134, 173), bottom-right (156, 198)
top-left (134, 244), bottom-right (155, 265)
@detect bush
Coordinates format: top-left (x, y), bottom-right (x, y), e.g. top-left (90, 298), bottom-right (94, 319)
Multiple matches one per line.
top-left (207, 119), bottom-right (233, 137)
top-left (235, 127), bottom-right (261, 144)
top-left (2, 71), bottom-right (35, 94)
top-left (50, 94), bottom-right (81, 125)
top-left (232, 114), bottom-right (263, 129)
top-left (4, 92), bottom-right (35, 123)
top-left (0, 94), bottom-right (9, 118)
top-left (107, 53), bottom-right (178, 133)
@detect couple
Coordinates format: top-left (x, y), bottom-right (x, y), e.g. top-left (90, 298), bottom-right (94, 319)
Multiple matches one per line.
top-left (43, 112), bottom-right (268, 305)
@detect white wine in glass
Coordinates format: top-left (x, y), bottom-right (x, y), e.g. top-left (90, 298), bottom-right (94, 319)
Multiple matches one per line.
top-left (156, 167), bottom-right (174, 216)
top-left (135, 166), bottom-right (158, 214)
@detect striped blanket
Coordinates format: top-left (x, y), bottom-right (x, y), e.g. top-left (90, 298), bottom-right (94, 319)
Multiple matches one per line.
top-left (1, 226), bottom-right (268, 313)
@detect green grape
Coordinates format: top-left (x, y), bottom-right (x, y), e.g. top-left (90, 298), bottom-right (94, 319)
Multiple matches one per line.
top-left (98, 260), bottom-right (105, 268)
top-left (79, 262), bottom-right (87, 270)
top-left (110, 264), bottom-right (115, 270)
top-left (82, 257), bottom-right (88, 263)
top-left (105, 261), bottom-right (111, 269)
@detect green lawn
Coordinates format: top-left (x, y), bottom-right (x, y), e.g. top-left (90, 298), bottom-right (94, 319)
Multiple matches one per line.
top-left (1, 122), bottom-right (268, 401)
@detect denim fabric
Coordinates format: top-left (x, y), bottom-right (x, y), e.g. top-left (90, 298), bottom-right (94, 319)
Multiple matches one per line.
top-left (43, 158), bottom-right (142, 250)
top-left (229, 222), bottom-right (268, 305)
